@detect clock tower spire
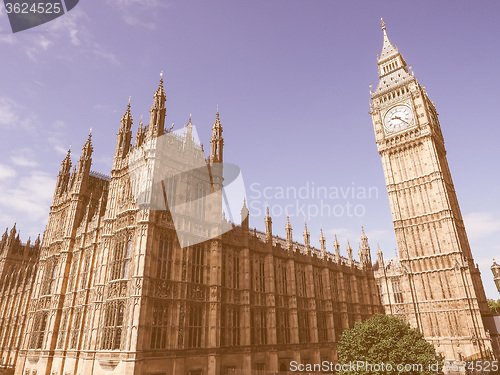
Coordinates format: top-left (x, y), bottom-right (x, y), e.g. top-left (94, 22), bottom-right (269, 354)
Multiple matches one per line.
top-left (370, 20), bottom-right (495, 363)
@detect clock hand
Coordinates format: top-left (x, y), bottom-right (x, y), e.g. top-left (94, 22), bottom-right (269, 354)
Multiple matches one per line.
top-left (394, 116), bottom-right (410, 125)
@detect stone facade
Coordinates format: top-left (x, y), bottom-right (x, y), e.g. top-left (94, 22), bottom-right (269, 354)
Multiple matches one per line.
top-left (370, 20), bottom-right (496, 363)
top-left (0, 226), bottom-right (39, 370)
top-left (0, 77), bottom-right (383, 375)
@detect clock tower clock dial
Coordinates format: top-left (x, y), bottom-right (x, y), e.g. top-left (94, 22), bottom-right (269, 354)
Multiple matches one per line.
top-left (383, 104), bottom-right (413, 132)
top-left (369, 19), bottom-right (493, 363)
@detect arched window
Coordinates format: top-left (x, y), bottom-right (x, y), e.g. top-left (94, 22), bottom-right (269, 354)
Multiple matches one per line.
top-left (41, 259), bottom-right (58, 295)
top-left (49, 263), bottom-right (58, 294)
top-left (194, 183), bottom-right (206, 220)
top-left (30, 312), bottom-right (48, 349)
top-left (190, 245), bottom-right (205, 284)
top-left (79, 252), bottom-right (91, 290)
top-left (165, 175), bottom-right (177, 212)
top-left (151, 301), bottom-right (169, 349)
top-left (101, 301), bottom-right (125, 350)
top-left (157, 238), bottom-right (173, 280)
top-left (123, 241), bottom-right (132, 278)
top-left (110, 239), bottom-right (132, 280)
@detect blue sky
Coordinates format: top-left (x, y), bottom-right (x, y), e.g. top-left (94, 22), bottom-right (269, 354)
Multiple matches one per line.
top-left (0, 0), bottom-right (499, 297)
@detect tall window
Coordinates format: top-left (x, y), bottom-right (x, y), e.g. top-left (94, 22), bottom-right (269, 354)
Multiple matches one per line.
top-left (345, 277), bottom-right (352, 303)
top-left (190, 245), bottom-right (204, 284)
top-left (157, 237), bottom-right (173, 280)
top-left (164, 175), bottom-right (177, 212)
top-left (313, 268), bottom-right (324, 299)
top-left (194, 183), bottom-right (206, 220)
top-left (377, 283), bottom-right (384, 304)
top-left (317, 311), bottom-right (328, 342)
top-left (251, 308), bottom-right (267, 346)
top-left (333, 313), bottom-right (343, 342)
top-left (151, 301), bottom-right (169, 349)
top-left (101, 301), bottom-right (125, 350)
top-left (30, 312), bottom-right (48, 349)
top-left (330, 271), bottom-right (339, 301)
top-left (232, 251), bottom-right (240, 289)
top-left (70, 308), bottom-right (82, 349)
top-left (298, 311), bottom-right (310, 343)
top-left (41, 258), bottom-right (58, 295)
top-left (221, 305), bottom-right (240, 346)
top-left (274, 260), bottom-right (287, 295)
top-left (296, 264), bottom-right (307, 297)
top-left (110, 239), bottom-right (132, 280)
top-left (67, 253), bottom-right (80, 292)
top-left (357, 279), bottom-right (364, 304)
top-left (392, 280), bottom-right (403, 303)
top-left (276, 309), bottom-right (290, 344)
top-left (187, 304), bottom-right (203, 348)
top-left (79, 252), bottom-right (91, 290)
top-left (251, 256), bottom-right (266, 293)
top-left (57, 310), bottom-right (69, 349)
top-left (49, 262), bottom-right (58, 293)
top-left (223, 250), bottom-right (240, 289)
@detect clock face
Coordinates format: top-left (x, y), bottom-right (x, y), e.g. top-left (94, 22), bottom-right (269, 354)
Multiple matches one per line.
top-left (384, 105), bottom-right (413, 132)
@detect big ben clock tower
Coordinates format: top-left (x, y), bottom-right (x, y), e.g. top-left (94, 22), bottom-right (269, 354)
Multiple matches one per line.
top-left (370, 19), bottom-right (495, 362)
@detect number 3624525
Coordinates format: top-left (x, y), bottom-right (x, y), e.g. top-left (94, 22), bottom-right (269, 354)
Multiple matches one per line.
top-left (5, 2), bottom-right (62, 14)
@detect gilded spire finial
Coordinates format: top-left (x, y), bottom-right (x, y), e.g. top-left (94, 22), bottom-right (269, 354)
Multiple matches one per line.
top-left (128, 96), bottom-right (131, 105)
top-left (381, 17), bottom-right (386, 31)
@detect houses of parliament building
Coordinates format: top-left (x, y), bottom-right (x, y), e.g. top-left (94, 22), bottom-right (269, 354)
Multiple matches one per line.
top-left (0, 21), bottom-right (498, 375)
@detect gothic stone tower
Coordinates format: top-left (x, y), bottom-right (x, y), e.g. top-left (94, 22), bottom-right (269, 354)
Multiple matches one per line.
top-left (369, 20), bottom-right (494, 362)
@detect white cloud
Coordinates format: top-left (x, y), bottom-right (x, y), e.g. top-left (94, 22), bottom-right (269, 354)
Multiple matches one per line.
top-left (122, 14), bottom-right (155, 30)
top-left (10, 148), bottom-right (39, 168)
top-left (45, 8), bottom-right (85, 46)
top-left (464, 212), bottom-right (500, 242)
top-left (0, 9), bottom-right (117, 66)
top-left (37, 35), bottom-right (52, 50)
top-left (47, 134), bottom-right (70, 155)
top-left (11, 156), bottom-right (38, 168)
top-left (0, 164), bottom-right (16, 180)
top-left (0, 34), bottom-right (15, 44)
top-left (0, 98), bottom-right (20, 128)
top-left (106, 0), bottom-right (170, 29)
top-left (0, 170), bottom-right (56, 221)
top-left (53, 120), bottom-right (66, 128)
top-left (0, 97), bottom-right (36, 130)
top-left (92, 43), bottom-right (121, 67)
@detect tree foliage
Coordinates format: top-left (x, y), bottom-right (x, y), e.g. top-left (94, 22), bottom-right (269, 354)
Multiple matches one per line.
top-left (338, 314), bottom-right (443, 375)
top-left (487, 299), bottom-right (500, 314)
